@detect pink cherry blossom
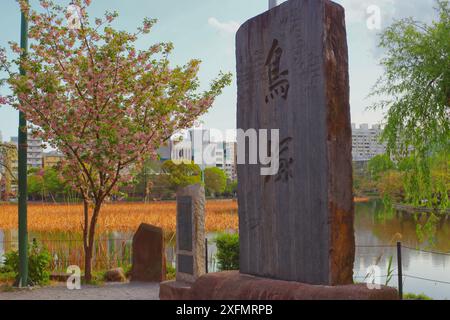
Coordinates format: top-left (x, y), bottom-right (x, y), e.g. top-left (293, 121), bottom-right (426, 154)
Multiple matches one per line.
top-left (1, 0), bottom-right (231, 281)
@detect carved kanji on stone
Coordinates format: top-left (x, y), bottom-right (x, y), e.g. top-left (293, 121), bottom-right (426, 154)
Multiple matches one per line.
top-left (265, 39), bottom-right (290, 103)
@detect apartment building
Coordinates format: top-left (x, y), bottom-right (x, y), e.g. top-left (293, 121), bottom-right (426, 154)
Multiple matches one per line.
top-left (351, 123), bottom-right (386, 162)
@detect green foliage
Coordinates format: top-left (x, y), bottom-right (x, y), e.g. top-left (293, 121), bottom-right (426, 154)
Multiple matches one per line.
top-left (122, 264), bottom-right (133, 279)
top-left (370, 0), bottom-right (449, 210)
top-left (414, 212), bottom-right (440, 245)
top-left (27, 167), bottom-right (69, 201)
top-left (0, 241), bottom-right (51, 286)
top-left (359, 151), bottom-right (449, 211)
top-left (0, 271), bottom-right (16, 282)
top-left (404, 293), bottom-right (433, 300)
top-left (223, 180), bottom-right (238, 198)
top-left (161, 160), bottom-right (202, 191)
top-left (166, 264), bottom-right (176, 280)
top-left (370, 0), bottom-right (449, 158)
top-left (377, 170), bottom-right (405, 203)
top-left (214, 233), bottom-right (239, 271)
top-left (385, 256), bottom-right (394, 286)
top-left (368, 154), bottom-right (395, 181)
top-left (204, 167), bottom-right (227, 196)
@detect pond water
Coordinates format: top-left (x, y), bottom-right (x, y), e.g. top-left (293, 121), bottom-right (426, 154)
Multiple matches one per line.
top-left (1, 201), bottom-right (449, 299)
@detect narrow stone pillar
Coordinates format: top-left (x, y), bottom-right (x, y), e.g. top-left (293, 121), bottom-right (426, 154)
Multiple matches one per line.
top-left (176, 184), bottom-right (206, 283)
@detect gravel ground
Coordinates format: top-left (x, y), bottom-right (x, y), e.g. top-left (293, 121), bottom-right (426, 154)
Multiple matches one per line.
top-left (0, 282), bottom-right (160, 300)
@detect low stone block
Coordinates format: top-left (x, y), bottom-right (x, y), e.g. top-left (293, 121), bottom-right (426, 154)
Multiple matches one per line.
top-left (160, 271), bottom-right (399, 300)
top-left (104, 268), bottom-right (126, 283)
top-left (131, 223), bottom-right (166, 282)
top-left (159, 280), bottom-right (193, 300)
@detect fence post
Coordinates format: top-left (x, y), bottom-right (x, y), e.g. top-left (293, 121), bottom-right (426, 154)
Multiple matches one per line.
top-left (397, 242), bottom-right (403, 300)
top-left (205, 238), bottom-right (208, 274)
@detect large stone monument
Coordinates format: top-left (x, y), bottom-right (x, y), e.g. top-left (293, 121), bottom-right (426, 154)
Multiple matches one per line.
top-left (131, 223), bottom-right (166, 282)
top-left (160, 0), bottom-right (398, 299)
top-left (236, 0), bottom-right (354, 286)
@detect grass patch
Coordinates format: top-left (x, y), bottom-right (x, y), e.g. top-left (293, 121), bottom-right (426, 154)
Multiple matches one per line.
top-left (166, 264), bottom-right (176, 280)
top-left (404, 293), bottom-right (433, 300)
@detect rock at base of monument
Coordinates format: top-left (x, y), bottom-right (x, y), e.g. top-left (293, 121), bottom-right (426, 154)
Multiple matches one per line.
top-left (104, 268), bottom-right (127, 283)
top-left (160, 280), bottom-right (193, 300)
top-left (131, 223), bottom-right (166, 282)
top-left (160, 271), bottom-right (398, 300)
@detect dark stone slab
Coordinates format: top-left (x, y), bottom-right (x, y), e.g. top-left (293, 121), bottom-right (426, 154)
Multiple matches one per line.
top-left (236, 0), bottom-right (354, 285)
top-left (177, 196), bottom-right (193, 251)
top-left (178, 254), bottom-right (194, 275)
top-left (131, 223), bottom-right (166, 282)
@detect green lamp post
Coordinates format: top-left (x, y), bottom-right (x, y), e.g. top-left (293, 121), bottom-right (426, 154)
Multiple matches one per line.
top-left (17, 0), bottom-right (29, 287)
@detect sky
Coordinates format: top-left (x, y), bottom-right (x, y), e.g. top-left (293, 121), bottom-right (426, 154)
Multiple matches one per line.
top-left (0, 0), bottom-right (438, 142)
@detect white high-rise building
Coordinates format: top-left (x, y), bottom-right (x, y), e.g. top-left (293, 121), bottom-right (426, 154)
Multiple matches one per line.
top-left (10, 134), bottom-right (44, 168)
top-left (189, 129), bottom-right (215, 168)
top-left (351, 123), bottom-right (386, 162)
top-left (224, 142), bottom-right (237, 181)
top-left (215, 142), bottom-right (225, 169)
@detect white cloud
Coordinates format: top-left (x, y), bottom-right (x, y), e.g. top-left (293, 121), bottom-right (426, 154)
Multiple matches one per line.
top-left (336, 0), bottom-right (435, 26)
top-left (208, 17), bottom-right (240, 35)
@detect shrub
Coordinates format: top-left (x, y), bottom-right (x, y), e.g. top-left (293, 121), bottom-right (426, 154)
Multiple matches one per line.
top-left (166, 264), bottom-right (176, 280)
top-left (214, 233), bottom-right (239, 271)
top-left (1, 241), bottom-right (51, 286)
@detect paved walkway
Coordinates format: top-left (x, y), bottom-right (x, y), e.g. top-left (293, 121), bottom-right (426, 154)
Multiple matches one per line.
top-left (0, 282), bottom-right (160, 300)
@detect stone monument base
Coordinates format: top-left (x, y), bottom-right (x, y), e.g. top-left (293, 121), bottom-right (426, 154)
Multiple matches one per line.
top-left (159, 271), bottom-right (398, 300)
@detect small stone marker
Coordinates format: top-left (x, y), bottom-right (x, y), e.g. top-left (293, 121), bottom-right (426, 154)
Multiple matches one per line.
top-left (176, 184), bottom-right (206, 283)
top-left (131, 223), bottom-right (166, 282)
top-left (236, 0), bottom-right (355, 285)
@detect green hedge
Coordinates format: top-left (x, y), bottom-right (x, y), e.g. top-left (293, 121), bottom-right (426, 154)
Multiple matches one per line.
top-left (214, 233), bottom-right (239, 271)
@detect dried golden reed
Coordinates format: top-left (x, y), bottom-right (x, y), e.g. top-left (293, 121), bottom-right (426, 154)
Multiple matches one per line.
top-left (0, 200), bottom-right (238, 233)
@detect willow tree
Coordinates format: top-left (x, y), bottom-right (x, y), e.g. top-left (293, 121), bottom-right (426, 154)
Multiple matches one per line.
top-left (370, 0), bottom-right (449, 209)
top-left (0, 0), bottom-right (231, 280)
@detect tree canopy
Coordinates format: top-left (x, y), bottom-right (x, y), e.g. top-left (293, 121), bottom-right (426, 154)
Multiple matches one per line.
top-left (161, 160), bottom-right (202, 190)
top-left (370, 0), bottom-right (449, 158)
top-left (204, 167), bottom-right (227, 196)
top-left (0, 0), bottom-right (231, 280)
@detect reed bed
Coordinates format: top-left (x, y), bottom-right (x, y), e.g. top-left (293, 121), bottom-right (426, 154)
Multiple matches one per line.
top-left (0, 200), bottom-right (238, 233)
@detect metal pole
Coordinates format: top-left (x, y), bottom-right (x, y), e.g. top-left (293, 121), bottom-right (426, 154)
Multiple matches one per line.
top-left (18, 0), bottom-right (29, 287)
top-left (397, 242), bottom-right (403, 300)
top-left (269, 0), bottom-right (278, 9)
top-left (205, 238), bottom-right (208, 274)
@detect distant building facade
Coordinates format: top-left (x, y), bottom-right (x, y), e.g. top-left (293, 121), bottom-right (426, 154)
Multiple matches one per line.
top-left (153, 129), bottom-right (238, 181)
top-left (351, 123), bottom-right (386, 162)
top-left (223, 141), bottom-right (237, 181)
top-left (10, 134), bottom-right (44, 168)
top-left (43, 151), bottom-right (65, 168)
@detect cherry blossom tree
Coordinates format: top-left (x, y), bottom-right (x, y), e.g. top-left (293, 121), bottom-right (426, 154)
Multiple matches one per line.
top-left (0, 0), bottom-right (231, 280)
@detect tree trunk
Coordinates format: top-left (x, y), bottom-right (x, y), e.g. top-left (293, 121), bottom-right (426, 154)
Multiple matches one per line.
top-left (84, 246), bottom-right (93, 282)
top-left (83, 200), bottom-right (102, 283)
